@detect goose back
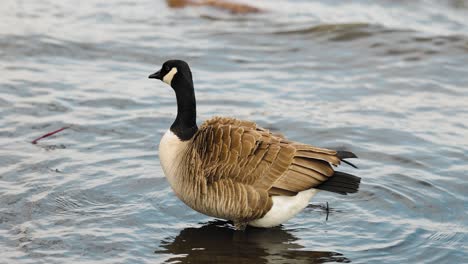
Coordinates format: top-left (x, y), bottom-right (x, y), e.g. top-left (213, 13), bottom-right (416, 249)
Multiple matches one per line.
top-left (174, 117), bottom-right (344, 222)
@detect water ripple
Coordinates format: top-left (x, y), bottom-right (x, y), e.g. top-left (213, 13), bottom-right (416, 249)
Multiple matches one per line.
top-left (1, 0), bottom-right (467, 263)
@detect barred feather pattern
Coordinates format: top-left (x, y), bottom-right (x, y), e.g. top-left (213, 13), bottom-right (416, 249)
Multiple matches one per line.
top-left (176, 116), bottom-right (349, 222)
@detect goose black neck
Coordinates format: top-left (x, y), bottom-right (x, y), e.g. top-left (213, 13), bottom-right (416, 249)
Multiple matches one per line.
top-left (170, 77), bottom-right (198, 141)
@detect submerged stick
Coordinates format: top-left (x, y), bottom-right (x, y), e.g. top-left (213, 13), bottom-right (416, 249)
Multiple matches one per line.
top-left (31, 126), bottom-right (70, 144)
top-left (326, 202), bottom-right (329, 221)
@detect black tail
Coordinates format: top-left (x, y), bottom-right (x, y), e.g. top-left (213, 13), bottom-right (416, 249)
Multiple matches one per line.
top-left (336, 150), bottom-right (358, 169)
top-left (316, 171), bottom-right (361, 195)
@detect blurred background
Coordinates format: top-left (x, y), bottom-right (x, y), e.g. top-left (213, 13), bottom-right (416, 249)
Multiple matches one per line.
top-left (0, 0), bottom-right (467, 263)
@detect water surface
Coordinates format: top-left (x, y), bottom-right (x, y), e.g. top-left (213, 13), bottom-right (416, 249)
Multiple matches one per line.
top-left (1, 0), bottom-right (467, 263)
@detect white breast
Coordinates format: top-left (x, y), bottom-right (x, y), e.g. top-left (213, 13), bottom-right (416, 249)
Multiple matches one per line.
top-left (159, 130), bottom-right (190, 192)
top-left (249, 189), bottom-right (318, 228)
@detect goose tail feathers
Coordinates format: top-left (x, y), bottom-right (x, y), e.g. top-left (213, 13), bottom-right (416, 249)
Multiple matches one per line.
top-left (316, 171), bottom-right (361, 195)
top-left (336, 150), bottom-right (358, 169)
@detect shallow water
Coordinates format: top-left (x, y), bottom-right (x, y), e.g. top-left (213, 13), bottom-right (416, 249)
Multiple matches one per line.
top-left (1, 0), bottom-right (467, 263)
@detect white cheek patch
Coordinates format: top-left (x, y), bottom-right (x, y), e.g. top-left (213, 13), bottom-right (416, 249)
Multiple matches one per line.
top-left (163, 67), bottom-right (178, 85)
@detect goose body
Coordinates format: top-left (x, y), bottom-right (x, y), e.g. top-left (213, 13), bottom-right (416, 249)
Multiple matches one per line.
top-left (150, 60), bottom-right (361, 229)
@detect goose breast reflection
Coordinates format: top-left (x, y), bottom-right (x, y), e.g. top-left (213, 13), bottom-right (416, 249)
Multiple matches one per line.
top-left (149, 60), bottom-right (361, 229)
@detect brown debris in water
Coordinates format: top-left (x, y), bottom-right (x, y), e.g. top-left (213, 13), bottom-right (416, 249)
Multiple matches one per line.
top-left (167, 0), bottom-right (262, 14)
top-left (31, 126), bottom-right (70, 144)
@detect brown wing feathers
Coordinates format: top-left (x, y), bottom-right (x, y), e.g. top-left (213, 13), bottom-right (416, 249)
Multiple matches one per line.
top-left (194, 117), bottom-right (359, 202)
top-left (270, 149), bottom-right (338, 196)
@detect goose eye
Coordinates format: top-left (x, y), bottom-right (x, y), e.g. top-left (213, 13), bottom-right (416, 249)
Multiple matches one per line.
top-left (165, 65), bottom-right (170, 71)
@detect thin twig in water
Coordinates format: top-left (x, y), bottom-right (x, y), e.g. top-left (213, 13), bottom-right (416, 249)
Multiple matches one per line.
top-left (31, 126), bottom-right (70, 144)
top-left (326, 202), bottom-right (329, 221)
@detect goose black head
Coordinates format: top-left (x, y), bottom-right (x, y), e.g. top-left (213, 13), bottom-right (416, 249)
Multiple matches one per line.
top-left (148, 60), bottom-right (193, 89)
top-left (149, 60), bottom-right (198, 141)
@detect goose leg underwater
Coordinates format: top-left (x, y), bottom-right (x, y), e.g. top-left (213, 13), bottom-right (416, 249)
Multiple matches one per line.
top-left (149, 60), bottom-right (361, 229)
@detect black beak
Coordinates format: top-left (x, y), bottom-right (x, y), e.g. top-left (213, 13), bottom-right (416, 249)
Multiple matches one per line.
top-left (148, 70), bottom-right (162, 80)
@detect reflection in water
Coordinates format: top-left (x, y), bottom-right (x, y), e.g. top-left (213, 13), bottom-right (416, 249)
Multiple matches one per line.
top-left (156, 220), bottom-right (350, 263)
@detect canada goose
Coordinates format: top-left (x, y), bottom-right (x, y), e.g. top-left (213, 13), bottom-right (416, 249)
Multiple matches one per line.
top-left (149, 60), bottom-right (360, 229)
